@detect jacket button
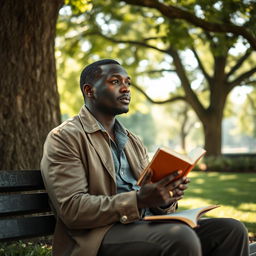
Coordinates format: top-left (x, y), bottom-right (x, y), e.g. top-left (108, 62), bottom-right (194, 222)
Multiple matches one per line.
top-left (120, 215), bottom-right (128, 223)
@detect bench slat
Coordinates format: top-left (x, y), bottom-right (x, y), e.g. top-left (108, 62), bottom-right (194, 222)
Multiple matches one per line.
top-left (0, 170), bottom-right (44, 191)
top-left (0, 215), bottom-right (56, 241)
top-left (0, 193), bottom-right (51, 216)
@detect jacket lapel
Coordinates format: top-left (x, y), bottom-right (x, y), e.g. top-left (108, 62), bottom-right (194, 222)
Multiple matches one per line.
top-left (87, 132), bottom-right (116, 183)
top-left (78, 106), bottom-right (116, 183)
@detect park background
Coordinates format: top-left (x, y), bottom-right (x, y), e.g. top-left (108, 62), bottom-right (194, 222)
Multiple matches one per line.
top-left (1, 0), bottom-right (256, 253)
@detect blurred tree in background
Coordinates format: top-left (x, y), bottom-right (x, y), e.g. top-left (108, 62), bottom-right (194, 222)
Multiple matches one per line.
top-left (1, 0), bottom-right (256, 169)
top-left (57, 0), bottom-right (256, 156)
top-left (238, 88), bottom-right (256, 140)
top-left (118, 110), bottom-right (157, 151)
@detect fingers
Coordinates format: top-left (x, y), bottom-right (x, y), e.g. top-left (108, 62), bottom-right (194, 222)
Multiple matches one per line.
top-left (165, 177), bottom-right (186, 192)
top-left (137, 170), bottom-right (191, 208)
top-left (157, 170), bottom-right (182, 186)
top-left (178, 182), bottom-right (189, 190)
top-left (182, 177), bottom-right (190, 184)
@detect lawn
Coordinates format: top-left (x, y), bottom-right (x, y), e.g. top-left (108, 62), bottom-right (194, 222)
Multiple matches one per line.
top-left (178, 171), bottom-right (256, 239)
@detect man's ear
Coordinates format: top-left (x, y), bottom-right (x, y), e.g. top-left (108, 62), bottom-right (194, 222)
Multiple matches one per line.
top-left (83, 84), bottom-right (94, 98)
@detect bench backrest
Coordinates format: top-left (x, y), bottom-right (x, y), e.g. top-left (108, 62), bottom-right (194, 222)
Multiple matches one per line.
top-left (0, 170), bottom-right (55, 241)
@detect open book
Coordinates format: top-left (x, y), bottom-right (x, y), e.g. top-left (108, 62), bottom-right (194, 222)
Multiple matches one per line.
top-left (137, 147), bottom-right (206, 185)
top-left (143, 205), bottom-right (220, 228)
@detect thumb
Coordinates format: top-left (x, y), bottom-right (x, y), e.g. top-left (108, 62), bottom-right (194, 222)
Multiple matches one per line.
top-left (140, 168), bottom-right (153, 186)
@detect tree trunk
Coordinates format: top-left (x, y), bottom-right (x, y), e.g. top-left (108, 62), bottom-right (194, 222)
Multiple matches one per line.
top-left (203, 119), bottom-right (222, 156)
top-left (202, 109), bottom-right (223, 156)
top-left (0, 0), bottom-right (63, 170)
top-left (180, 106), bottom-right (189, 153)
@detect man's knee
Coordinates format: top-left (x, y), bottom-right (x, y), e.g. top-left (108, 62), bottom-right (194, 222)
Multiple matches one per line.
top-left (163, 224), bottom-right (202, 255)
top-left (221, 218), bottom-right (248, 237)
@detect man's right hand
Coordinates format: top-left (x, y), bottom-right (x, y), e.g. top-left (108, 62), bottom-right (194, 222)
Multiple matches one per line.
top-left (136, 170), bottom-right (185, 209)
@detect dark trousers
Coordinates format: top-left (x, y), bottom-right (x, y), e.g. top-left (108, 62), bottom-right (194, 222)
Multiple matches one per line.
top-left (98, 218), bottom-right (249, 256)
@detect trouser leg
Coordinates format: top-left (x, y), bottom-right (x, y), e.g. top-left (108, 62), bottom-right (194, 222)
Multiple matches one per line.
top-left (98, 221), bottom-right (202, 256)
top-left (195, 218), bottom-right (249, 256)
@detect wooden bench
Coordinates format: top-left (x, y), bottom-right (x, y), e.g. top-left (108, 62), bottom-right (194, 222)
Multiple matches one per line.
top-left (0, 170), bottom-right (55, 242)
top-left (1, 170), bottom-right (255, 255)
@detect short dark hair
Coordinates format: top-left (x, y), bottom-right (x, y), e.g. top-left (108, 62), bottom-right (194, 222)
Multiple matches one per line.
top-left (80, 59), bottom-right (120, 94)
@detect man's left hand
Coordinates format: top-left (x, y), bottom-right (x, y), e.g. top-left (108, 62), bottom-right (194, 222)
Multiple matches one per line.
top-left (171, 176), bottom-right (190, 200)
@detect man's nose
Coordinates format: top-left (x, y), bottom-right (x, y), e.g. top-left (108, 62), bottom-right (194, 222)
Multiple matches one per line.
top-left (120, 83), bottom-right (130, 93)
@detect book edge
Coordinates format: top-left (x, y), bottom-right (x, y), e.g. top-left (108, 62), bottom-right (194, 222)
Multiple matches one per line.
top-left (143, 205), bottom-right (220, 228)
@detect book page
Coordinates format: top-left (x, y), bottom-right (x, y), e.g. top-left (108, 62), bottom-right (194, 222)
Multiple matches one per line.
top-left (168, 205), bottom-right (218, 220)
top-left (143, 205), bottom-right (219, 228)
top-left (188, 147), bottom-right (206, 163)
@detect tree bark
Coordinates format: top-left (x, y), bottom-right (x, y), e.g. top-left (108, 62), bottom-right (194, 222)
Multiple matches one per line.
top-left (202, 113), bottom-right (223, 156)
top-left (0, 0), bottom-right (63, 170)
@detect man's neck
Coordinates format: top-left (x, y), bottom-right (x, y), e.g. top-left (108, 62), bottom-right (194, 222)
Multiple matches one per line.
top-left (86, 105), bottom-right (116, 135)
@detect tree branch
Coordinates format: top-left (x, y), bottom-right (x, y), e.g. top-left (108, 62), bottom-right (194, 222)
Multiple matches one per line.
top-left (245, 80), bottom-right (256, 86)
top-left (132, 83), bottom-right (186, 104)
top-left (97, 33), bottom-right (169, 54)
top-left (227, 49), bottom-right (252, 78)
top-left (122, 0), bottom-right (256, 50)
top-left (167, 47), bottom-right (206, 118)
top-left (228, 67), bottom-right (256, 90)
top-left (191, 47), bottom-right (211, 83)
top-left (136, 69), bottom-right (176, 75)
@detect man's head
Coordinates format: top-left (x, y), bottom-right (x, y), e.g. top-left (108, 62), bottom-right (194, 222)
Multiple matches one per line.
top-left (80, 59), bottom-right (131, 116)
top-left (80, 59), bottom-right (120, 95)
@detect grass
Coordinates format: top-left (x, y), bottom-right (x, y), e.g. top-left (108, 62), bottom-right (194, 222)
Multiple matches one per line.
top-left (178, 171), bottom-right (256, 238)
top-left (0, 241), bottom-right (51, 256)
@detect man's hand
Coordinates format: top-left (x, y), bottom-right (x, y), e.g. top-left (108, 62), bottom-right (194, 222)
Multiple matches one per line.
top-left (136, 170), bottom-right (189, 209)
top-left (174, 176), bottom-right (190, 199)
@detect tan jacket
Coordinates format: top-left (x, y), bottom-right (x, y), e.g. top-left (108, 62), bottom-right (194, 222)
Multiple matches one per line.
top-left (41, 106), bottom-right (175, 256)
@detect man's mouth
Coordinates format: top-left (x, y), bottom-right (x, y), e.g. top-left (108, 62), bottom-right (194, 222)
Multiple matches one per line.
top-left (118, 95), bottom-right (131, 104)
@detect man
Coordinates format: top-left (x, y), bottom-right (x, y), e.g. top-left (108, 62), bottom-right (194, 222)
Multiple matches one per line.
top-left (41, 59), bottom-right (249, 256)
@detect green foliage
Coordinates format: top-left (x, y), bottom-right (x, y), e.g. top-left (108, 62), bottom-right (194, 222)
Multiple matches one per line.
top-left (203, 155), bottom-right (256, 172)
top-left (57, 58), bottom-right (84, 117)
top-left (56, 0), bottom-right (256, 153)
top-left (0, 241), bottom-right (51, 256)
top-left (65, 0), bottom-right (92, 14)
top-left (238, 89), bottom-right (256, 138)
top-left (57, 0), bottom-right (256, 105)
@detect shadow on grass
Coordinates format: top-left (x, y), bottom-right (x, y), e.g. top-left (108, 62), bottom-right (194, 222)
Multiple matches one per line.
top-left (184, 172), bottom-right (256, 208)
top-left (179, 172), bottom-right (256, 235)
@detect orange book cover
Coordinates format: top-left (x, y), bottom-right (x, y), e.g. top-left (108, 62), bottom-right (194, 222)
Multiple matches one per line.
top-left (137, 147), bottom-right (206, 185)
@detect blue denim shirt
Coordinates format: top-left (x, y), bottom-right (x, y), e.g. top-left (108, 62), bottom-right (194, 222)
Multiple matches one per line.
top-left (97, 120), bottom-right (153, 216)
top-left (97, 120), bottom-right (140, 193)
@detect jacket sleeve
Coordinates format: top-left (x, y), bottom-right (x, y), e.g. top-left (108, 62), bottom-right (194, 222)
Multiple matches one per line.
top-left (149, 202), bottom-right (178, 215)
top-left (41, 128), bottom-right (141, 230)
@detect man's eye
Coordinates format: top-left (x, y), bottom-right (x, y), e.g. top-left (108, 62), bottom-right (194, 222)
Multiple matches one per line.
top-left (111, 80), bottom-right (119, 85)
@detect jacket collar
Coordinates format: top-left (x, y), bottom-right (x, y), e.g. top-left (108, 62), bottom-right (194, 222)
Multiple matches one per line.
top-left (77, 105), bottom-right (141, 182)
top-left (78, 105), bottom-right (129, 136)
top-left (78, 105), bottom-right (103, 133)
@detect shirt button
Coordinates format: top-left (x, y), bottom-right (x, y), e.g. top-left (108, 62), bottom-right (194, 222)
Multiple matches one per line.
top-left (120, 215), bottom-right (128, 223)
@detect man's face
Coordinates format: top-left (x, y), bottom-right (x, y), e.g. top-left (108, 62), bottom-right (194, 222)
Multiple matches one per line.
top-left (91, 64), bottom-right (131, 116)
